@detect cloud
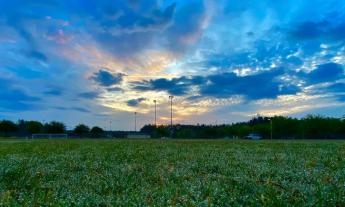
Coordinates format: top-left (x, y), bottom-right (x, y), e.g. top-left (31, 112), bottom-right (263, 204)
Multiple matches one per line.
top-left (110, 2), bottom-right (176, 34)
top-left (54, 106), bottom-right (91, 113)
top-left (305, 63), bottom-right (344, 84)
top-left (44, 88), bottom-right (63, 96)
top-left (165, 1), bottom-right (207, 54)
top-left (133, 76), bottom-right (204, 96)
top-left (200, 69), bottom-right (301, 100)
top-left (91, 69), bottom-right (125, 87)
top-left (326, 83), bottom-right (345, 93)
top-left (71, 107), bottom-right (91, 113)
top-left (87, 1), bottom-right (178, 57)
top-left (2, 4), bottom-right (48, 63)
top-left (26, 50), bottom-right (48, 62)
top-left (5, 67), bottom-right (44, 79)
top-left (133, 68), bottom-right (301, 101)
top-left (0, 78), bottom-right (40, 111)
top-left (290, 21), bottom-right (328, 40)
top-left (2, 0), bottom-right (345, 127)
top-left (127, 98), bottom-right (146, 107)
top-left (289, 19), bottom-right (345, 42)
top-left (45, 29), bottom-right (72, 44)
top-left (337, 95), bottom-right (345, 102)
top-left (78, 91), bottom-right (100, 99)
top-left (107, 87), bottom-right (123, 92)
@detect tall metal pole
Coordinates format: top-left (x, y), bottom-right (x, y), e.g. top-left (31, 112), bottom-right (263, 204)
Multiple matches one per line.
top-left (270, 119), bottom-right (273, 140)
top-left (109, 120), bottom-right (112, 138)
top-left (169, 96), bottom-right (173, 127)
top-left (169, 96), bottom-right (173, 137)
top-left (153, 100), bottom-right (157, 127)
top-left (134, 112), bottom-right (137, 132)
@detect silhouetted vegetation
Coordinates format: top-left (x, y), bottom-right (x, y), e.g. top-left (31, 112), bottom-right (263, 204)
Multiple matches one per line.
top-left (90, 126), bottom-right (104, 138)
top-left (74, 124), bottom-right (90, 136)
top-left (1, 114), bottom-right (344, 139)
top-left (43, 121), bottom-right (66, 134)
top-left (0, 120), bottom-right (66, 137)
top-left (141, 115), bottom-right (345, 139)
top-left (0, 120), bottom-right (18, 136)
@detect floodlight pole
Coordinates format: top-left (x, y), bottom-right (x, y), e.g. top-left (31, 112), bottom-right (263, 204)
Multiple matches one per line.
top-left (169, 96), bottom-right (174, 127)
top-left (153, 100), bottom-right (157, 127)
top-left (270, 118), bottom-right (273, 140)
top-left (169, 96), bottom-right (174, 137)
top-left (134, 112), bottom-right (137, 132)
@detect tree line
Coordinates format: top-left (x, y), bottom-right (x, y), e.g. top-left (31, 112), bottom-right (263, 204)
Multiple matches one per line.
top-left (0, 120), bottom-right (104, 138)
top-left (1, 114), bottom-right (345, 139)
top-left (141, 115), bottom-right (345, 139)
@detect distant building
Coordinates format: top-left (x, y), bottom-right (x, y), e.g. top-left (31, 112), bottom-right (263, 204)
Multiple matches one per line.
top-left (126, 133), bottom-right (151, 139)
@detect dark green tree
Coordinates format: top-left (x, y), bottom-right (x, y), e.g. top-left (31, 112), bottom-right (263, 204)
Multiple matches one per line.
top-left (90, 126), bottom-right (104, 138)
top-left (0, 120), bottom-right (17, 136)
top-left (74, 124), bottom-right (90, 136)
top-left (25, 121), bottom-right (43, 134)
top-left (44, 121), bottom-right (66, 134)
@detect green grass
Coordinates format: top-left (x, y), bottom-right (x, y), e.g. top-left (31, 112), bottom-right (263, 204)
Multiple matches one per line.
top-left (0, 139), bottom-right (345, 206)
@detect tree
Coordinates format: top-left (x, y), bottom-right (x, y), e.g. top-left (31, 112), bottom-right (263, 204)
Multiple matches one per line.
top-left (26, 121), bottom-right (43, 134)
top-left (0, 120), bottom-right (17, 136)
top-left (44, 121), bottom-right (66, 134)
top-left (74, 124), bottom-right (90, 136)
top-left (90, 126), bottom-right (104, 138)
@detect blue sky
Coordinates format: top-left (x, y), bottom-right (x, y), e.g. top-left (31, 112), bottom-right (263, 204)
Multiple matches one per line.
top-left (1, 0), bottom-right (345, 130)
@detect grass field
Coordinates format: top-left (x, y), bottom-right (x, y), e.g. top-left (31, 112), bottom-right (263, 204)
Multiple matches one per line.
top-left (0, 139), bottom-right (345, 206)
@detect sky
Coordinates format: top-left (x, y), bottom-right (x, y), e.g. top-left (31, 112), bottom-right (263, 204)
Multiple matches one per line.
top-left (1, 0), bottom-right (345, 130)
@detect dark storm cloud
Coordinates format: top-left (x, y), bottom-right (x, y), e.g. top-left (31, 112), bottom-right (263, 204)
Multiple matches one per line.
top-left (127, 98), bottom-right (146, 107)
top-left (91, 70), bottom-right (124, 87)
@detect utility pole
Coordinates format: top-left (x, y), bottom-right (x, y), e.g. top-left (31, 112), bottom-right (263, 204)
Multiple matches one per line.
top-left (134, 112), bottom-right (137, 132)
top-left (153, 100), bottom-right (157, 127)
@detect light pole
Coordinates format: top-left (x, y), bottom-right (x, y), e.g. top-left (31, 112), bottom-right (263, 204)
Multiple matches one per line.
top-left (169, 96), bottom-right (174, 137)
top-left (169, 96), bottom-right (174, 127)
top-left (270, 118), bottom-right (273, 140)
top-left (134, 112), bottom-right (137, 132)
top-left (153, 100), bottom-right (157, 127)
